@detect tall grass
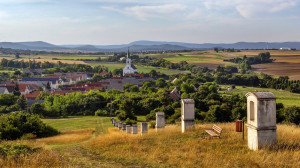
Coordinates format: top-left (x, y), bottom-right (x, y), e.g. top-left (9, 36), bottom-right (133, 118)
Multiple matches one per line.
top-left (86, 123), bottom-right (300, 168)
top-left (0, 141), bottom-right (67, 168)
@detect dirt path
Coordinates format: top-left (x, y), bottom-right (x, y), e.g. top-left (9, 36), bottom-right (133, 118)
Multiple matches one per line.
top-left (48, 118), bottom-right (142, 168)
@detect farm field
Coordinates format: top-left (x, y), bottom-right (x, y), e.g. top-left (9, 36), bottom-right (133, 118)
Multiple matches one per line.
top-left (215, 50), bottom-right (300, 80)
top-left (221, 85), bottom-right (300, 107)
top-left (88, 62), bottom-right (188, 75)
top-left (2, 49), bottom-right (300, 79)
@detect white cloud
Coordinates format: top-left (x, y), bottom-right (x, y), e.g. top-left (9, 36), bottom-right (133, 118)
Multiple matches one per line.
top-left (102, 4), bottom-right (186, 21)
top-left (203, 0), bottom-right (298, 18)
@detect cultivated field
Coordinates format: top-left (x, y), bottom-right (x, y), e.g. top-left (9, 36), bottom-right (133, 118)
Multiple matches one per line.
top-left (2, 49), bottom-right (300, 79)
top-left (216, 50), bottom-right (300, 80)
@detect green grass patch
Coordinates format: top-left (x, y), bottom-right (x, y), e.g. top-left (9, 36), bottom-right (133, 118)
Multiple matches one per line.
top-left (42, 116), bottom-right (113, 132)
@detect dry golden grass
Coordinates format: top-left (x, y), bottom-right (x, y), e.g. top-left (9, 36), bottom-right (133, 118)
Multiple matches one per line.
top-left (37, 128), bottom-right (94, 145)
top-left (86, 123), bottom-right (300, 168)
top-left (0, 140), bottom-right (67, 168)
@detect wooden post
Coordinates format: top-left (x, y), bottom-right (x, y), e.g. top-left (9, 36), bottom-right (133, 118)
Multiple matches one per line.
top-left (242, 120), bottom-right (244, 141)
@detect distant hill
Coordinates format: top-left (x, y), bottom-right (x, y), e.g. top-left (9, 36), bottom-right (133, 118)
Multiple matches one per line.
top-left (0, 40), bottom-right (300, 52)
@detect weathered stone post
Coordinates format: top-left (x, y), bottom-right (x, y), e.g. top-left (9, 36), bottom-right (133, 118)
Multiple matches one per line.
top-left (141, 122), bottom-right (148, 134)
top-left (126, 125), bottom-right (131, 133)
top-left (132, 124), bottom-right (138, 134)
top-left (115, 121), bottom-right (118, 127)
top-left (111, 117), bottom-right (114, 124)
top-left (246, 92), bottom-right (277, 150)
top-left (156, 112), bottom-right (165, 130)
top-left (118, 122), bottom-right (122, 130)
top-left (181, 99), bottom-right (195, 133)
top-left (122, 123), bottom-right (126, 132)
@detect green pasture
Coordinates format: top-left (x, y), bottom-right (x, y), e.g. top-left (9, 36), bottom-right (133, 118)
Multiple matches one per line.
top-left (221, 85), bottom-right (300, 107)
top-left (42, 116), bottom-right (113, 132)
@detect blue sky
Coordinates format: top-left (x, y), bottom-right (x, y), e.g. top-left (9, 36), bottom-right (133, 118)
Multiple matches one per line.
top-left (0, 0), bottom-right (299, 45)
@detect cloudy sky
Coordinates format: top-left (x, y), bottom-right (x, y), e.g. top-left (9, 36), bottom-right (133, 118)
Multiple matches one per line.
top-left (0, 0), bottom-right (299, 45)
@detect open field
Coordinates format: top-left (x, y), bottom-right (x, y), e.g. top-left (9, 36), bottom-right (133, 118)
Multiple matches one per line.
top-left (42, 116), bottom-right (112, 132)
top-left (214, 50), bottom-right (300, 80)
top-left (221, 85), bottom-right (300, 107)
top-left (88, 62), bottom-right (188, 75)
top-left (2, 116), bottom-right (300, 167)
top-left (86, 123), bottom-right (300, 168)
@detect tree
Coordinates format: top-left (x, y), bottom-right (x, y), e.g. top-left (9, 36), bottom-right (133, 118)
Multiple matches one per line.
top-left (30, 103), bottom-right (45, 115)
top-left (15, 53), bottom-right (20, 59)
top-left (46, 82), bottom-right (51, 90)
top-left (13, 83), bottom-right (21, 96)
top-left (19, 95), bottom-right (27, 110)
top-left (149, 70), bottom-right (158, 77)
top-left (156, 78), bottom-right (167, 88)
top-left (112, 68), bottom-right (123, 77)
top-left (214, 47), bottom-right (219, 53)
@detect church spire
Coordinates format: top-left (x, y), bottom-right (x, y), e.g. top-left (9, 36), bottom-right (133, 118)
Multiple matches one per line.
top-left (127, 47), bottom-right (130, 59)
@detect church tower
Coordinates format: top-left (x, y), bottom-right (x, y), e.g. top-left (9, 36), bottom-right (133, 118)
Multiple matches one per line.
top-left (123, 47), bottom-right (137, 76)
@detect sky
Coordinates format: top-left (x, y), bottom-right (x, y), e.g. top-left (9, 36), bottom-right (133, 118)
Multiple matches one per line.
top-left (0, 0), bottom-right (299, 45)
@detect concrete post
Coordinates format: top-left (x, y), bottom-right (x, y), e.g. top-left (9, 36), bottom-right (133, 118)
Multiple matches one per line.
top-left (111, 117), bottom-right (114, 124)
top-left (132, 124), bottom-right (138, 134)
top-left (126, 125), bottom-right (131, 133)
top-left (181, 99), bottom-right (195, 133)
top-left (118, 122), bottom-right (122, 130)
top-left (156, 112), bottom-right (165, 130)
top-left (141, 122), bottom-right (148, 134)
top-left (122, 123), bottom-right (126, 132)
top-left (115, 121), bottom-right (118, 127)
top-left (246, 92), bottom-right (277, 150)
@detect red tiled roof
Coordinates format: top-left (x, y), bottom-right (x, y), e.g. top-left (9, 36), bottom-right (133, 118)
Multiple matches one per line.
top-left (25, 91), bottom-right (41, 98)
top-left (4, 84), bottom-right (39, 92)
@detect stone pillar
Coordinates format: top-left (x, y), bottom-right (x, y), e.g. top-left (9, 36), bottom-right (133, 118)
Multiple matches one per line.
top-left (118, 122), bottom-right (122, 130)
top-left (141, 122), bottom-right (148, 134)
top-left (246, 92), bottom-right (277, 150)
top-left (111, 117), bottom-right (114, 124)
top-left (132, 124), bottom-right (138, 134)
top-left (181, 99), bottom-right (195, 133)
top-left (156, 112), bottom-right (165, 130)
top-left (115, 122), bottom-right (118, 127)
top-left (122, 123), bottom-right (126, 132)
top-left (126, 125), bottom-right (131, 133)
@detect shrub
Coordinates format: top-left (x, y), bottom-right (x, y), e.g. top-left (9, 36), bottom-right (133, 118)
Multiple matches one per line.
top-left (149, 121), bottom-right (156, 128)
top-left (0, 144), bottom-right (40, 158)
top-left (0, 112), bottom-right (59, 140)
top-left (95, 109), bottom-right (108, 116)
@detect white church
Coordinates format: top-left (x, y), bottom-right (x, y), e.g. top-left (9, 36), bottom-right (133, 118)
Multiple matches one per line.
top-left (123, 48), bottom-right (137, 76)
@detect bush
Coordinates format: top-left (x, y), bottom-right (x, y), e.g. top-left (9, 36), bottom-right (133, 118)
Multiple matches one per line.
top-left (283, 106), bottom-right (300, 125)
top-left (0, 112), bottom-right (59, 140)
top-left (95, 109), bottom-right (108, 116)
top-left (149, 121), bottom-right (156, 128)
top-left (0, 144), bottom-right (40, 158)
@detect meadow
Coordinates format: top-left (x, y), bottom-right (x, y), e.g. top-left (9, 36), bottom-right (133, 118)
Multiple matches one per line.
top-left (221, 85), bottom-right (300, 107)
top-left (1, 116), bottom-right (299, 167)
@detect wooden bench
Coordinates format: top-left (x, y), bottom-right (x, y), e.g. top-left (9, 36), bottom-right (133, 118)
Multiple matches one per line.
top-left (205, 125), bottom-right (222, 139)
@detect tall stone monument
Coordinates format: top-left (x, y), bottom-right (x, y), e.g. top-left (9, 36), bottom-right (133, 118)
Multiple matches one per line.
top-left (181, 99), bottom-right (195, 133)
top-left (156, 112), bottom-right (165, 130)
top-left (246, 92), bottom-right (277, 150)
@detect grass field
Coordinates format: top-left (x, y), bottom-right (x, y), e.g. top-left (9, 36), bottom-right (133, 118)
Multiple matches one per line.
top-left (221, 85), bottom-right (300, 107)
top-left (1, 116), bottom-right (300, 167)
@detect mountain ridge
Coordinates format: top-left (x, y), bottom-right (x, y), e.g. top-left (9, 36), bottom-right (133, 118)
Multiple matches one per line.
top-left (0, 40), bottom-right (300, 52)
